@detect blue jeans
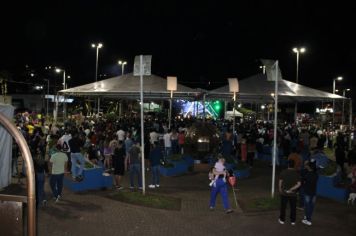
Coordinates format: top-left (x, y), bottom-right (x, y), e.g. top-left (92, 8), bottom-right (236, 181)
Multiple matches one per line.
top-left (165, 147), bottom-right (172, 159)
top-left (36, 172), bottom-right (45, 204)
top-left (171, 140), bottom-right (178, 154)
top-left (71, 152), bottom-right (85, 178)
top-left (304, 194), bottom-right (316, 221)
top-left (151, 165), bottom-right (160, 185)
top-left (129, 164), bottom-right (142, 188)
top-left (209, 178), bottom-right (231, 210)
top-left (50, 174), bottom-right (64, 198)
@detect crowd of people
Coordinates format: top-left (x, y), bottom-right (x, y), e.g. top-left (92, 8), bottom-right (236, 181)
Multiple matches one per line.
top-left (10, 111), bottom-right (356, 219)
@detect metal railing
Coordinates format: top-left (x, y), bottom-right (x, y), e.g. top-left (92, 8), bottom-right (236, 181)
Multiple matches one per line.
top-left (0, 112), bottom-right (36, 236)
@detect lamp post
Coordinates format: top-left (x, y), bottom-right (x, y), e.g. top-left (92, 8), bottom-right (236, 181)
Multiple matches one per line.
top-left (292, 47), bottom-right (306, 123)
top-left (292, 47), bottom-right (306, 84)
top-left (55, 68), bottom-right (68, 119)
top-left (342, 88), bottom-right (350, 125)
top-left (167, 76), bottom-right (177, 129)
top-left (43, 79), bottom-right (49, 118)
top-left (333, 76), bottom-right (343, 126)
top-left (118, 60), bottom-right (127, 75)
top-left (91, 43), bottom-right (103, 114)
top-left (259, 65), bottom-right (266, 74)
top-left (228, 78), bottom-right (239, 145)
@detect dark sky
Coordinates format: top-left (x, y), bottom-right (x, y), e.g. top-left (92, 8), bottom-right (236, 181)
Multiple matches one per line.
top-left (1, 1), bottom-right (355, 97)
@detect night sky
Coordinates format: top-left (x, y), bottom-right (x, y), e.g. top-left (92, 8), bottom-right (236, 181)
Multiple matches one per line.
top-left (1, 1), bottom-right (355, 99)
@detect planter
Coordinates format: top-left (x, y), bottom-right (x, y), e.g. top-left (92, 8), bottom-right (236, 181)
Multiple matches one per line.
top-left (316, 173), bottom-right (349, 202)
top-left (182, 155), bottom-right (194, 167)
top-left (233, 168), bottom-right (250, 179)
top-left (63, 167), bottom-right (113, 192)
top-left (160, 160), bottom-right (188, 176)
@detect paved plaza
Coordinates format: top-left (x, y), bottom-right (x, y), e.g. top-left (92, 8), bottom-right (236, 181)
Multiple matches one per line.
top-left (27, 162), bottom-right (355, 236)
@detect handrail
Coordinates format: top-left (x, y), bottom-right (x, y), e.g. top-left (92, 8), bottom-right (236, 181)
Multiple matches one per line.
top-left (0, 112), bottom-right (36, 236)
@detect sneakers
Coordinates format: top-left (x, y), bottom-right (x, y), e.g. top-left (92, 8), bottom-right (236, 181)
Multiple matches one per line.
top-left (291, 222), bottom-right (296, 226)
top-left (209, 206), bottom-right (214, 211)
top-left (155, 184), bottom-right (160, 188)
top-left (116, 185), bottom-right (124, 190)
top-left (55, 195), bottom-right (61, 203)
top-left (148, 184), bottom-right (156, 189)
top-left (278, 219), bottom-right (285, 225)
top-left (226, 209), bottom-right (233, 214)
top-left (302, 219), bottom-right (312, 226)
top-left (138, 187), bottom-right (143, 190)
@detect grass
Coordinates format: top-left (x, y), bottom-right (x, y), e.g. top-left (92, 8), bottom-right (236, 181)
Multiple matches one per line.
top-left (238, 196), bottom-right (280, 212)
top-left (109, 191), bottom-right (181, 211)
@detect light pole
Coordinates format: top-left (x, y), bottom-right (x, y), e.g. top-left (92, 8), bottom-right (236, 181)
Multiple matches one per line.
top-left (342, 88), bottom-right (350, 125)
top-left (55, 68), bottom-right (70, 119)
top-left (43, 79), bottom-right (49, 118)
top-left (292, 47), bottom-right (306, 84)
top-left (118, 60), bottom-right (127, 75)
top-left (292, 47), bottom-right (306, 123)
top-left (333, 76), bottom-right (343, 126)
top-left (259, 65), bottom-right (266, 74)
top-left (91, 43), bottom-right (103, 114)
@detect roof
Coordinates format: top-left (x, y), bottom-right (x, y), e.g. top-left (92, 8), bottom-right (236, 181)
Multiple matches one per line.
top-left (59, 73), bottom-right (199, 100)
top-left (207, 74), bottom-right (346, 102)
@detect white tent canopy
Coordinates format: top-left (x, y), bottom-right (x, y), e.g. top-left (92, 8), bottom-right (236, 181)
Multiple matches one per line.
top-left (207, 74), bottom-right (346, 102)
top-left (59, 73), bottom-right (199, 100)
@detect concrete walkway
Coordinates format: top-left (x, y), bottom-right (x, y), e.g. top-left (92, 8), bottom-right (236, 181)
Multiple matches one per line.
top-left (33, 162), bottom-right (356, 236)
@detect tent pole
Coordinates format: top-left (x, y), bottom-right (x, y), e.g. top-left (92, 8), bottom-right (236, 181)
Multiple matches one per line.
top-left (139, 55), bottom-right (146, 195)
top-left (271, 61), bottom-right (279, 198)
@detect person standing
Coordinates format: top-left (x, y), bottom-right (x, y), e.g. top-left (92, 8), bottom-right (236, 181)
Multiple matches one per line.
top-left (163, 130), bottom-right (172, 159)
top-left (148, 142), bottom-right (163, 188)
top-left (68, 131), bottom-right (85, 181)
top-left (127, 142), bottom-right (142, 189)
top-left (112, 141), bottom-right (126, 189)
top-left (33, 147), bottom-right (48, 207)
top-left (301, 160), bottom-right (318, 226)
top-left (49, 144), bottom-right (68, 202)
top-left (278, 159), bottom-right (301, 225)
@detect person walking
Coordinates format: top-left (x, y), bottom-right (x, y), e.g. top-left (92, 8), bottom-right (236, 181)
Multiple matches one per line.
top-left (209, 157), bottom-right (233, 214)
top-left (301, 160), bottom-right (318, 226)
top-left (49, 144), bottom-right (68, 202)
top-left (278, 159), bottom-right (301, 225)
top-left (148, 142), bottom-right (163, 188)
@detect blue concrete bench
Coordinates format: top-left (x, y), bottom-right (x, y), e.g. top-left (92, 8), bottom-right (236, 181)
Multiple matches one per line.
top-left (317, 173), bottom-right (350, 202)
top-left (160, 160), bottom-right (188, 176)
top-left (63, 167), bottom-right (113, 192)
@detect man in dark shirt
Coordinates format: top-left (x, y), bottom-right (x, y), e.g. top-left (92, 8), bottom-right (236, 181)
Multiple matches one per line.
top-left (278, 159), bottom-right (301, 225)
top-left (148, 142), bottom-right (163, 188)
top-left (301, 160), bottom-right (318, 226)
top-left (68, 131), bottom-right (85, 181)
top-left (127, 142), bottom-right (142, 189)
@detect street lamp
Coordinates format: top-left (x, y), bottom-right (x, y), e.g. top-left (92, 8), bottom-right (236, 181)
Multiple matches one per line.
top-left (292, 47), bottom-right (306, 124)
top-left (118, 60), bottom-right (127, 75)
top-left (342, 88), bottom-right (350, 125)
top-left (91, 43), bottom-right (103, 114)
top-left (55, 68), bottom-right (70, 118)
top-left (259, 65), bottom-right (266, 74)
top-left (43, 79), bottom-right (49, 117)
top-left (292, 47), bottom-right (306, 84)
top-left (333, 76), bottom-right (343, 126)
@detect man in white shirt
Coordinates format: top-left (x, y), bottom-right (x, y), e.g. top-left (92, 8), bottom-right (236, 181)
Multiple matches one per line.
top-left (150, 129), bottom-right (159, 145)
top-left (163, 130), bottom-right (172, 159)
top-left (116, 127), bottom-right (126, 142)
